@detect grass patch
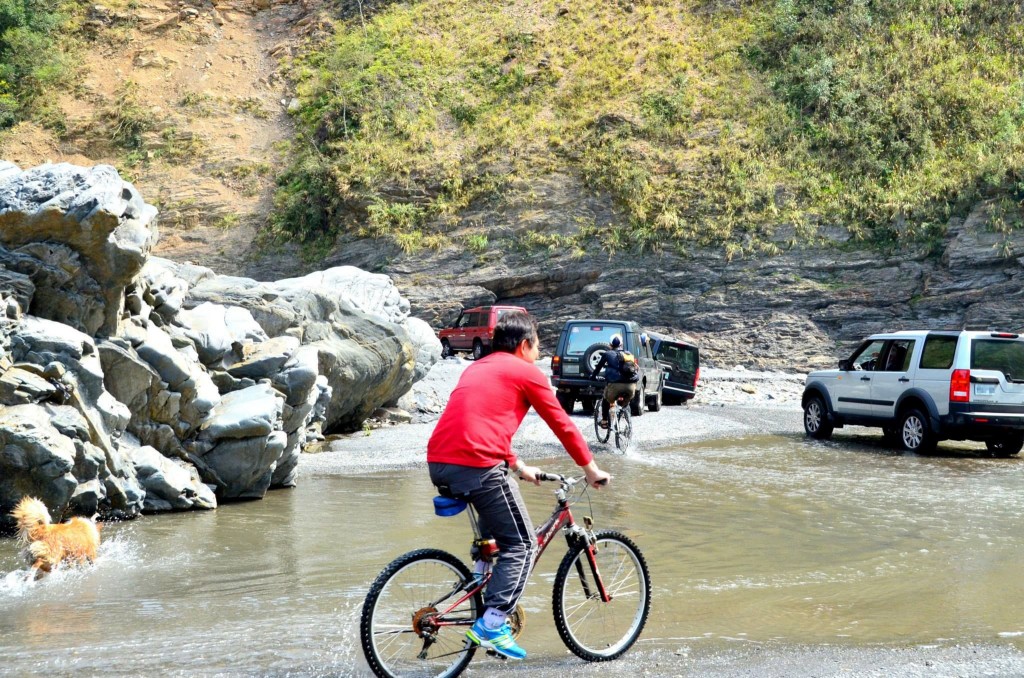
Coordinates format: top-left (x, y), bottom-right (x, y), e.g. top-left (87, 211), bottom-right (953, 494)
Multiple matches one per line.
top-left (0, 0), bottom-right (81, 130)
top-left (272, 0), bottom-right (1024, 255)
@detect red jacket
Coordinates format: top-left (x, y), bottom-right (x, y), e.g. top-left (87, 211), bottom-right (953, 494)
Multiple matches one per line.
top-left (427, 352), bottom-right (593, 469)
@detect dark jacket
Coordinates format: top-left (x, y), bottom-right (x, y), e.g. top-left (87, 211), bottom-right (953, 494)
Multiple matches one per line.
top-left (593, 349), bottom-right (640, 384)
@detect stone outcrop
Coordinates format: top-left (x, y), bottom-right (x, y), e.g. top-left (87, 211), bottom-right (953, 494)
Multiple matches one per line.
top-left (327, 199), bottom-right (1024, 372)
top-left (0, 162), bottom-right (439, 532)
top-left (0, 162), bottom-right (158, 336)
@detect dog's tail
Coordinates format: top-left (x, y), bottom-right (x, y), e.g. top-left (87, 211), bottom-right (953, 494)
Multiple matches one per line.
top-left (11, 497), bottom-right (52, 542)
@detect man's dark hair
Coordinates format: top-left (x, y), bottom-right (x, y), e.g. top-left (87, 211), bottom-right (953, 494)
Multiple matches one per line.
top-left (492, 311), bottom-right (538, 353)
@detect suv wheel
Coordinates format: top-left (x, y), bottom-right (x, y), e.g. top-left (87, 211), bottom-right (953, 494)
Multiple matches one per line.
top-left (556, 392), bottom-right (575, 415)
top-left (803, 395), bottom-right (833, 440)
top-left (440, 339), bottom-right (452, 358)
top-left (646, 385), bottom-right (662, 412)
top-left (899, 408), bottom-right (937, 454)
top-left (472, 339), bottom-right (484, 361)
top-left (986, 434), bottom-right (1024, 457)
top-left (631, 382), bottom-right (645, 417)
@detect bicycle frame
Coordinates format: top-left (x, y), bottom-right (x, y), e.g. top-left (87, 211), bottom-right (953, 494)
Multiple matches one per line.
top-left (429, 478), bottom-right (610, 630)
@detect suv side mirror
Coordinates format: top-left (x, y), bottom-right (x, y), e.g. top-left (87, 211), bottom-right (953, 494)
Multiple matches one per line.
top-left (838, 358), bottom-right (851, 371)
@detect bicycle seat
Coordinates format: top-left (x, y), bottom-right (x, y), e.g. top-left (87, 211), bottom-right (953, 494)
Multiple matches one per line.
top-left (433, 495), bottom-right (468, 517)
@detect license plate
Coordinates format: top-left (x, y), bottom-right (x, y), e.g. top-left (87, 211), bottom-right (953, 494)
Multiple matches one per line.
top-left (563, 365), bottom-right (579, 375)
top-left (975, 384), bottom-right (996, 396)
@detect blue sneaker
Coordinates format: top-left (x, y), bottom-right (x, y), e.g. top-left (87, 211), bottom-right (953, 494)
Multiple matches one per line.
top-left (466, 618), bottom-right (527, 660)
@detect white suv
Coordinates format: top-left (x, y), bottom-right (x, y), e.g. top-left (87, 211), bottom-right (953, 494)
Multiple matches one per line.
top-left (802, 330), bottom-right (1024, 455)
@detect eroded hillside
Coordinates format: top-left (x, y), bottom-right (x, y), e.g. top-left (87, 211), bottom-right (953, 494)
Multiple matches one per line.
top-left (0, 0), bottom-right (328, 278)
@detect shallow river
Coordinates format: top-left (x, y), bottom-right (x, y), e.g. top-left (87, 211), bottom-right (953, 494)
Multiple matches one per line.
top-left (4, 430), bottom-right (1024, 676)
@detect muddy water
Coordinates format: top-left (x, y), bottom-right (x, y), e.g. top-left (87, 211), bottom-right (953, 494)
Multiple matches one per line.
top-left (4, 433), bottom-right (1024, 676)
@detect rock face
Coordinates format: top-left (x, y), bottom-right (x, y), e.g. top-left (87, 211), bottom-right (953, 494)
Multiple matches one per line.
top-left (0, 162), bottom-right (438, 532)
top-left (0, 162), bottom-right (158, 336)
top-left (327, 199), bottom-right (1024, 372)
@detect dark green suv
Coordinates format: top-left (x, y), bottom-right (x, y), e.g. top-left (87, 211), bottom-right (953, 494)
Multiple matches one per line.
top-left (549, 319), bottom-right (666, 416)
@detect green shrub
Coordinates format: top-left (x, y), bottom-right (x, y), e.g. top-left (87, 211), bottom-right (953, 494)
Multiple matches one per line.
top-left (0, 0), bottom-right (75, 128)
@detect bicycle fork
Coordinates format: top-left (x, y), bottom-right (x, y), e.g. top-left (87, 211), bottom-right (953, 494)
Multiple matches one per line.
top-left (572, 517), bottom-right (612, 603)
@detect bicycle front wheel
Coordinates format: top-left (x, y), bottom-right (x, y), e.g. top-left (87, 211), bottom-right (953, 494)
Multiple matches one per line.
top-left (593, 401), bottom-right (611, 443)
top-left (615, 408), bottom-right (632, 452)
top-left (552, 530), bottom-right (651, 661)
top-left (360, 548), bottom-right (482, 678)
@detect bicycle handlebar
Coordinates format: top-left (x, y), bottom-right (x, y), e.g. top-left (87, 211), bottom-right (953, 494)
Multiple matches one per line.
top-left (535, 472), bottom-right (608, 487)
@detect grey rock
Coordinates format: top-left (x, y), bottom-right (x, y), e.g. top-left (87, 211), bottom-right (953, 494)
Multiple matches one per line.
top-left (0, 163), bottom-right (158, 335)
top-left (0, 404), bottom-right (78, 531)
top-left (201, 430), bottom-right (287, 499)
top-left (132, 444), bottom-right (216, 512)
top-left (198, 382), bottom-right (283, 440)
top-left (226, 335), bottom-right (300, 379)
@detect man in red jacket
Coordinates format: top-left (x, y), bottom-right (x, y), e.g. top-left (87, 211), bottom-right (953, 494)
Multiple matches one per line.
top-left (428, 311), bottom-right (610, 660)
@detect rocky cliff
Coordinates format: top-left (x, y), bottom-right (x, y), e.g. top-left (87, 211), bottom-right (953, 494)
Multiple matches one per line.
top-left (0, 162), bottom-right (438, 531)
top-left (324, 193), bottom-right (1024, 371)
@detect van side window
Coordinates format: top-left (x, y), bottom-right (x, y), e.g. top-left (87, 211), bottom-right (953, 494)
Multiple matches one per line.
top-left (466, 312), bottom-right (482, 328)
top-left (920, 335), bottom-right (957, 369)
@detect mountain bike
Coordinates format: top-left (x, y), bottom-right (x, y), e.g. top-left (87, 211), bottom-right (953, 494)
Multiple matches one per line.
top-left (593, 393), bottom-right (633, 453)
top-left (360, 472), bottom-right (651, 678)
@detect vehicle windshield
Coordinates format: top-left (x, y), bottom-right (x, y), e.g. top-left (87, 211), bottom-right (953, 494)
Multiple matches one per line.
top-left (655, 343), bottom-right (697, 372)
top-left (971, 340), bottom-right (1024, 382)
top-left (565, 324), bottom-right (627, 355)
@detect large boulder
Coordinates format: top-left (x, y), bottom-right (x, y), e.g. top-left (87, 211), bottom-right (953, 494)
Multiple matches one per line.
top-left (0, 405), bottom-right (79, 532)
top-left (0, 162), bottom-right (158, 335)
top-left (177, 261), bottom-right (435, 431)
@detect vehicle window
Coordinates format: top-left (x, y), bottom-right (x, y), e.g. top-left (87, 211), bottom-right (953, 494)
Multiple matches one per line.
top-left (466, 312), bottom-right (482, 328)
top-left (565, 324), bottom-right (627, 355)
top-left (971, 340), bottom-right (1024, 382)
top-left (656, 344), bottom-right (698, 372)
top-left (920, 335), bottom-right (957, 369)
top-left (880, 340), bottom-right (915, 372)
top-left (850, 340), bottom-right (887, 371)
top-left (454, 313), bottom-right (468, 328)
top-left (495, 308), bottom-right (518, 322)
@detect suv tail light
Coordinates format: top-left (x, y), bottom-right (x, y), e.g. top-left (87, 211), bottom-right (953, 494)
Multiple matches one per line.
top-left (694, 367), bottom-right (700, 387)
top-left (551, 355), bottom-right (561, 376)
top-left (950, 369), bottom-right (971, 402)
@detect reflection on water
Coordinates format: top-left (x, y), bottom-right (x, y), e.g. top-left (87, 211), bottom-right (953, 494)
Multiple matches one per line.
top-left (3, 433), bottom-right (1024, 675)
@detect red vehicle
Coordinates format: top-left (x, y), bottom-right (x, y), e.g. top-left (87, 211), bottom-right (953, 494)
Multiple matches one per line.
top-left (438, 305), bottom-right (527, 360)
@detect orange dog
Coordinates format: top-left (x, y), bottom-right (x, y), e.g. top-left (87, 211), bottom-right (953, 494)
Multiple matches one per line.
top-left (11, 497), bottom-right (101, 577)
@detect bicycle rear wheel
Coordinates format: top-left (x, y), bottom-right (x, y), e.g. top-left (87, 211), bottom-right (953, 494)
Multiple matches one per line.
top-left (552, 530), bottom-right (651, 661)
top-left (361, 548), bottom-right (482, 678)
top-left (593, 400), bottom-right (611, 443)
top-left (615, 408), bottom-right (632, 452)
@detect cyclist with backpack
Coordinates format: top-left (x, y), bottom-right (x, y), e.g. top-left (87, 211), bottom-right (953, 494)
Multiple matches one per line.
top-left (592, 336), bottom-right (640, 429)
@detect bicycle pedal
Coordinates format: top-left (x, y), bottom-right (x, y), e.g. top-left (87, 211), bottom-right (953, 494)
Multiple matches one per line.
top-left (485, 650), bottom-right (508, 661)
